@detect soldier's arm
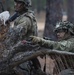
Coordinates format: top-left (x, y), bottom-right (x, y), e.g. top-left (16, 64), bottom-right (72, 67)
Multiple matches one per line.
top-left (34, 38), bottom-right (73, 52)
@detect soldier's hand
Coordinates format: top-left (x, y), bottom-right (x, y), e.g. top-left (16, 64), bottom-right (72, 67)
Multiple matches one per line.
top-left (30, 36), bottom-right (41, 43)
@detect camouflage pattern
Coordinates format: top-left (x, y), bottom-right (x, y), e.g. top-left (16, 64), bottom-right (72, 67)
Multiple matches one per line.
top-left (3, 10), bottom-right (39, 75)
top-left (29, 21), bottom-right (74, 75)
top-left (14, 0), bottom-right (31, 7)
top-left (31, 21), bottom-right (74, 52)
top-left (31, 36), bottom-right (74, 52)
top-left (5, 10), bottom-right (38, 49)
top-left (54, 21), bottom-right (74, 34)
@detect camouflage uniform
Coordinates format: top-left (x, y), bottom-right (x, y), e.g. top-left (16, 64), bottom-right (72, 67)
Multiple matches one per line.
top-left (3, 0), bottom-right (43, 75)
top-left (5, 10), bottom-right (38, 49)
top-left (31, 21), bottom-right (74, 52)
top-left (33, 36), bottom-right (74, 52)
top-left (31, 21), bottom-right (74, 75)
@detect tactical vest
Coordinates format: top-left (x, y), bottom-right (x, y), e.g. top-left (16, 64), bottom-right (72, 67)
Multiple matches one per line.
top-left (24, 10), bottom-right (38, 37)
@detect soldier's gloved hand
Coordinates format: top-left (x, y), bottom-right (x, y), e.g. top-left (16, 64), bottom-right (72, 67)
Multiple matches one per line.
top-left (30, 36), bottom-right (41, 43)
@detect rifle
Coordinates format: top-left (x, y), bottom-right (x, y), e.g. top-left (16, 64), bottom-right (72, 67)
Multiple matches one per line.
top-left (5, 12), bottom-right (19, 24)
top-left (8, 12), bottom-right (19, 22)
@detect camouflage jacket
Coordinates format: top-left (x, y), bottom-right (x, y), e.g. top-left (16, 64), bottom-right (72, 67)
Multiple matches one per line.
top-left (5, 10), bottom-right (38, 49)
top-left (38, 36), bottom-right (74, 52)
top-left (3, 10), bottom-right (38, 74)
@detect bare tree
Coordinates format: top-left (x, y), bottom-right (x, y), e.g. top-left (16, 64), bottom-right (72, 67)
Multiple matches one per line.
top-left (67, 0), bottom-right (74, 24)
top-left (43, 0), bottom-right (63, 40)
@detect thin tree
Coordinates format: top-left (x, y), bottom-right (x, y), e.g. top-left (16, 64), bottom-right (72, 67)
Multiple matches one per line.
top-left (67, 0), bottom-right (74, 24)
top-left (43, 0), bottom-right (63, 40)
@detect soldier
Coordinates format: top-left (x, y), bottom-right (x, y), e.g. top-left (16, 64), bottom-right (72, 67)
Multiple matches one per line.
top-left (31, 21), bottom-right (74, 52)
top-left (4, 0), bottom-right (45, 75)
top-left (30, 21), bottom-right (74, 75)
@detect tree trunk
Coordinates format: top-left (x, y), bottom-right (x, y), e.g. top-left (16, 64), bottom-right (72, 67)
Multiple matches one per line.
top-left (67, 0), bottom-right (74, 24)
top-left (43, 0), bottom-right (63, 40)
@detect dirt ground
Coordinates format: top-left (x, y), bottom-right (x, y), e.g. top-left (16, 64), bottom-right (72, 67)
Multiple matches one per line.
top-left (36, 12), bottom-right (54, 75)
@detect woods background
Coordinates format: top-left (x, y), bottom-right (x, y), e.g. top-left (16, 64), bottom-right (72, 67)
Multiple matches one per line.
top-left (0, 0), bottom-right (74, 74)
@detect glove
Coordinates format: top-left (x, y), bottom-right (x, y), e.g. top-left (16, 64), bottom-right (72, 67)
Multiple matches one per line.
top-left (30, 36), bottom-right (41, 43)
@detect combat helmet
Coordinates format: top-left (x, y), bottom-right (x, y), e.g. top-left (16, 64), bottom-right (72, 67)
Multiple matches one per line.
top-left (54, 21), bottom-right (74, 34)
top-left (14, 0), bottom-right (31, 7)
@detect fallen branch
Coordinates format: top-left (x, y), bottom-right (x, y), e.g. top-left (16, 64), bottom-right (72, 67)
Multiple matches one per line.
top-left (0, 41), bottom-right (74, 74)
